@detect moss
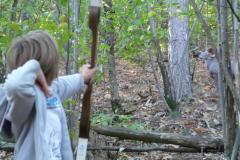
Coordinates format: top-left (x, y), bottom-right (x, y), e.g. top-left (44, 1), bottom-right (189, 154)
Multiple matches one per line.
top-left (165, 97), bottom-right (178, 111)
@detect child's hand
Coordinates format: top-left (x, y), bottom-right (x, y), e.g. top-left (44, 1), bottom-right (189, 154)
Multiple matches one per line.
top-left (80, 64), bottom-right (97, 85)
top-left (36, 69), bottom-right (51, 97)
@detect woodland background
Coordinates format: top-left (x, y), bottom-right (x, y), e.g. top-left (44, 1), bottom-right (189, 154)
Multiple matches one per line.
top-left (0, 0), bottom-right (240, 159)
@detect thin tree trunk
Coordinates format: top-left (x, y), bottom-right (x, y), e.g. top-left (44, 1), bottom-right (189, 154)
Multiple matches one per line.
top-left (146, 45), bottom-right (171, 112)
top-left (105, 0), bottom-right (122, 113)
top-left (67, 0), bottom-right (81, 153)
top-left (146, 0), bottom-right (173, 105)
top-left (73, 0), bottom-right (80, 73)
top-left (219, 0), bottom-right (236, 158)
top-left (232, 0), bottom-right (239, 95)
top-left (231, 1), bottom-right (240, 159)
top-left (168, 0), bottom-right (192, 102)
top-left (216, 0), bottom-right (227, 157)
top-left (108, 36), bottom-right (122, 113)
top-left (66, 0), bottom-right (71, 75)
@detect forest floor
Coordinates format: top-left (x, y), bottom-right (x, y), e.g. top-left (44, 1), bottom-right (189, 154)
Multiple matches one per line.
top-left (89, 58), bottom-right (225, 160)
top-left (0, 58), bottom-right (226, 160)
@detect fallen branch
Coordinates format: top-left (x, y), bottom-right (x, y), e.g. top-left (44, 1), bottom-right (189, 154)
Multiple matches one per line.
top-left (88, 145), bottom-right (222, 153)
top-left (93, 126), bottom-right (223, 151)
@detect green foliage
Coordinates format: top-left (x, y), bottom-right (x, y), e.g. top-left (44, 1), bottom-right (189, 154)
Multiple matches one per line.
top-left (63, 99), bottom-right (78, 109)
top-left (0, 0), bottom-right (71, 57)
top-left (0, 0), bottom-right (221, 88)
top-left (91, 113), bottom-right (145, 131)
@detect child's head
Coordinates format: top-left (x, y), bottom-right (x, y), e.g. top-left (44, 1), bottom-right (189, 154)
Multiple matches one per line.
top-left (7, 30), bottom-right (59, 84)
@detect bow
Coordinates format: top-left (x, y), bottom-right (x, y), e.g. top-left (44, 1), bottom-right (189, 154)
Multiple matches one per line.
top-left (76, 0), bottom-right (101, 159)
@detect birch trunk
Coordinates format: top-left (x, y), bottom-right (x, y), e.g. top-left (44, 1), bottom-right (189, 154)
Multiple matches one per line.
top-left (168, 0), bottom-right (192, 102)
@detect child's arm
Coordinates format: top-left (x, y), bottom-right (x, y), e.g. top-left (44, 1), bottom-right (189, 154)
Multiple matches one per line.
top-left (52, 74), bottom-right (85, 101)
top-left (53, 65), bottom-right (96, 101)
top-left (4, 60), bottom-right (41, 125)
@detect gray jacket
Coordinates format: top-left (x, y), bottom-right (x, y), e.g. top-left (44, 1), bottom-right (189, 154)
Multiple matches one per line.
top-left (0, 60), bottom-right (84, 160)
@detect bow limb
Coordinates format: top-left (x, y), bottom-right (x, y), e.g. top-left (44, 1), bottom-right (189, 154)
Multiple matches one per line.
top-left (76, 1), bottom-right (101, 160)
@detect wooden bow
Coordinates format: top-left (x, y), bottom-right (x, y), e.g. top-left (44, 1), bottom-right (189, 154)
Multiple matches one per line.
top-left (77, 0), bottom-right (101, 159)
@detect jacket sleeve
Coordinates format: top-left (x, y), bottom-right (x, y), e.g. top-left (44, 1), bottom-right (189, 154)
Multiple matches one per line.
top-left (52, 74), bottom-right (84, 102)
top-left (4, 59), bottom-right (40, 126)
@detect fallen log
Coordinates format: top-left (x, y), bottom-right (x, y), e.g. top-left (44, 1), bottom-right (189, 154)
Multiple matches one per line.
top-left (88, 145), bottom-right (222, 153)
top-left (93, 126), bottom-right (223, 151)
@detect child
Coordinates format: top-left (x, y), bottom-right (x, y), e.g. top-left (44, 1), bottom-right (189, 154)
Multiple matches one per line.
top-left (0, 30), bottom-right (96, 160)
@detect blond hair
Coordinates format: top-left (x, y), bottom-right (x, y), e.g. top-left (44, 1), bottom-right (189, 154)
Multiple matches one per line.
top-left (7, 30), bottom-right (59, 84)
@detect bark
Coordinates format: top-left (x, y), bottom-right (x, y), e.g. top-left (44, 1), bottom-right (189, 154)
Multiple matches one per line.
top-left (232, 0), bottom-right (240, 94)
top-left (231, 1), bottom-right (240, 159)
top-left (220, 0), bottom-right (236, 158)
top-left (146, 46), bottom-right (171, 112)
top-left (105, 0), bottom-right (122, 113)
top-left (216, 0), bottom-right (227, 158)
top-left (73, 0), bottom-right (80, 73)
top-left (168, 0), bottom-right (192, 102)
top-left (66, 0), bottom-right (71, 75)
top-left (93, 126), bottom-right (223, 151)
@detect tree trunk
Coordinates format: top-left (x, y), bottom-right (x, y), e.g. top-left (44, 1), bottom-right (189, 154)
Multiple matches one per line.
top-left (146, 45), bottom-right (171, 112)
top-left (231, 1), bottom-right (240, 159)
top-left (219, 0), bottom-right (236, 158)
top-left (168, 0), bottom-right (192, 102)
top-left (66, 0), bottom-right (71, 75)
top-left (232, 0), bottom-right (239, 94)
top-left (67, 0), bottom-right (81, 153)
top-left (146, 0), bottom-right (173, 103)
top-left (105, 0), bottom-right (122, 113)
top-left (216, 0), bottom-right (227, 158)
top-left (73, 0), bottom-right (80, 73)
